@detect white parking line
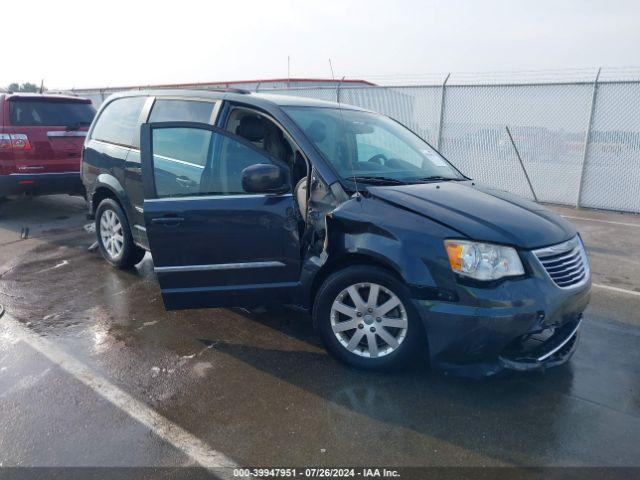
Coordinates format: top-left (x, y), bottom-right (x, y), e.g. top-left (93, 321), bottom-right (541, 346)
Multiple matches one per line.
top-left (0, 312), bottom-right (239, 476)
top-left (593, 283), bottom-right (640, 297)
top-left (561, 215), bottom-right (640, 228)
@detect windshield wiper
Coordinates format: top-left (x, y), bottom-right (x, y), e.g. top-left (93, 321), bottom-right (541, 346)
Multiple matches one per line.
top-left (346, 176), bottom-right (408, 185)
top-left (418, 176), bottom-right (462, 182)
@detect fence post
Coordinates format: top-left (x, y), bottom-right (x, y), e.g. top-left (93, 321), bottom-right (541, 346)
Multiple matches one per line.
top-left (436, 73), bottom-right (450, 150)
top-left (336, 76), bottom-right (344, 103)
top-left (576, 67), bottom-right (601, 208)
top-left (506, 126), bottom-right (538, 202)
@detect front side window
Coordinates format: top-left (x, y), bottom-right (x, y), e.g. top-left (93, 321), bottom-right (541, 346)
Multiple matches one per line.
top-left (225, 108), bottom-right (296, 166)
top-left (149, 99), bottom-right (214, 123)
top-left (92, 97), bottom-right (146, 147)
top-left (9, 99), bottom-right (95, 126)
top-left (151, 127), bottom-right (282, 198)
top-left (226, 107), bottom-right (308, 187)
top-left (283, 106), bottom-right (464, 186)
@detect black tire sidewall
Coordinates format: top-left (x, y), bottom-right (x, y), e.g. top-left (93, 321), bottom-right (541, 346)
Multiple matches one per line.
top-left (95, 198), bottom-right (141, 269)
top-left (314, 265), bottom-right (425, 370)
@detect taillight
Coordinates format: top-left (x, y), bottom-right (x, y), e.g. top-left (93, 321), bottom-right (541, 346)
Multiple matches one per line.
top-left (0, 134), bottom-right (12, 151)
top-left (9, 134), bottom-right (32, 151)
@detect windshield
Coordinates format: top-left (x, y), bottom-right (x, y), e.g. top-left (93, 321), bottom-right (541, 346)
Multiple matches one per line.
top-left (9, 99), bottom-right (96, 127)
top-left (283, 106), bottom-right (465, 185)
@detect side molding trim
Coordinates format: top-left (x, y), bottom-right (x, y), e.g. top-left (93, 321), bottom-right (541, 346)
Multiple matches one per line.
top-left (154, 261), bottom-right (285, 273)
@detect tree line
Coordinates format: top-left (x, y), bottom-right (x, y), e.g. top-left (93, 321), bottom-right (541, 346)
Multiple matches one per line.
top-left (4, 82), bottom-right (46, 93)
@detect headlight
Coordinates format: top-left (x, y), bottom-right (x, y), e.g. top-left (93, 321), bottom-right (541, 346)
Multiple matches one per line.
top-left (444, 240), bottom-right (524, 281)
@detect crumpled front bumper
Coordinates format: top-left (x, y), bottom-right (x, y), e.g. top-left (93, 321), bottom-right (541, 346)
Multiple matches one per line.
top-left (413, 269), bottom-right (590, 378)
top-left (497, 317), bottom-right (581, 372)
top-left (421, 313), bottom-right (583, 378)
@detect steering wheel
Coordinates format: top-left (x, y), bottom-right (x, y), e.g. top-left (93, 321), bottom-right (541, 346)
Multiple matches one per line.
top-left (367, 154), bottom-right (389, 166)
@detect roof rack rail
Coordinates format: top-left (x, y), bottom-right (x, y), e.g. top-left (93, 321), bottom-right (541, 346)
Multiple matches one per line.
top-left (224, 87), bottom-right (251, 94)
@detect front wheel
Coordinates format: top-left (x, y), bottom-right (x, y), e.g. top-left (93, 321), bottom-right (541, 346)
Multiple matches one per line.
top-left (95, 198), bottom-right (146, 269)
top-left (314, 266), bottom-right (425, 371)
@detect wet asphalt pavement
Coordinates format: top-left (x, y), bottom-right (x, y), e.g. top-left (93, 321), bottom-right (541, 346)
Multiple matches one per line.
top-left (0, 195), bottom-right (639, 473)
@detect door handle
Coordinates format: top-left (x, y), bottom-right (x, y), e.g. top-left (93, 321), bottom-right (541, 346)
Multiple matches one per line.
top-left (151, 216), bottom-right (185, 226)
top-left (175, 176), bottom-right (197, 188)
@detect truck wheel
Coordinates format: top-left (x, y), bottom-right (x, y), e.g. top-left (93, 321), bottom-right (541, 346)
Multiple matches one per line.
top-left (95, 198), bottom-right (146, 269)
top-left (314, 266), bottom-right (424, 371)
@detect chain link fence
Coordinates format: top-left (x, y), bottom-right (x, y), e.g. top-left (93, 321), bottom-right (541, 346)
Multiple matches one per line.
top-left (75, 68), bottom-right (640, 213)
top-left (257, 69), bottom-right (640, 213)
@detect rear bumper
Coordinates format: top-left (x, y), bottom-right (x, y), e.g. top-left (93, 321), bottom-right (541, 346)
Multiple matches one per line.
top-left (0, 172), bottom-right (83, 196)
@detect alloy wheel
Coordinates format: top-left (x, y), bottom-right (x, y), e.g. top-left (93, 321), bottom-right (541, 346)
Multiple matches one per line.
top-left (99, 209), bottom-right (124, 259)
top-left (330, 282), bottom-right (408, 358)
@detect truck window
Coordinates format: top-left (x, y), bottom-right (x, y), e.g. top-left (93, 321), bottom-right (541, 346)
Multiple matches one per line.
top-left (9, 99), bottom-right (95, 126)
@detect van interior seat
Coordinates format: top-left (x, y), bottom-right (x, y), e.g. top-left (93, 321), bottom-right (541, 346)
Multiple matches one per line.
top-left (264, 127), bottom-right (293, 166)
top-left (295, 177), bottom-right (308, 217)
top-left (215, 116), bottom-right (266, 193)
top-left (235, 115), bottom-right (265, 143)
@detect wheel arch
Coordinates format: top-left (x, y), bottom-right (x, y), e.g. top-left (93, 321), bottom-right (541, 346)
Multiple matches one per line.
top-left (308, 252), bottom-right (404, 315)
top-left (90, 174), bottom-right (129, 218)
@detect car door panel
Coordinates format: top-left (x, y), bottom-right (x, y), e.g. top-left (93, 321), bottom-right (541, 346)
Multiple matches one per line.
top-left (140, 121), bottom-right (301, 310)
top-left (145, 195), bottom-right (299, 309)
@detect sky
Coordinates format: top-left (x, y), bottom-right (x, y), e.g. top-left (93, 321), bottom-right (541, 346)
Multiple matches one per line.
top-left (3, 0), bottom-right (640, 89)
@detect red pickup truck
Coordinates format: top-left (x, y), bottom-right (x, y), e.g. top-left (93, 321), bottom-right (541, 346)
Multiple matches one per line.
top-left (0, 92), bottom-right (95, 198)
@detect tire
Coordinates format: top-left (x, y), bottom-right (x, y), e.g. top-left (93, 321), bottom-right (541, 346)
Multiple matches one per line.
top-left (95, 198), bottom-right (146, 269)
top-left (313, 265), bottom-right (425, 371)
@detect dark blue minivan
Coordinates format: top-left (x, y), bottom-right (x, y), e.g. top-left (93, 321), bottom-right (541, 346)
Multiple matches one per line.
top-left (81, 89), bottom-right (590, 375)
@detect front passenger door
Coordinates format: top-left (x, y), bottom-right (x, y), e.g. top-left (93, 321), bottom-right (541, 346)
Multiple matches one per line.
top-left (140, 122), bottom-right (301, 310)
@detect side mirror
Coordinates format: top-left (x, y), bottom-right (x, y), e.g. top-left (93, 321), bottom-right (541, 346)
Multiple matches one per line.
top-left (241, 163), bottom-right (290, 194)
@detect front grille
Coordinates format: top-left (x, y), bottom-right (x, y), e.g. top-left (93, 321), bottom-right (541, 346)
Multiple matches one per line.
top-left (533, 236), bottom-right (590, 288)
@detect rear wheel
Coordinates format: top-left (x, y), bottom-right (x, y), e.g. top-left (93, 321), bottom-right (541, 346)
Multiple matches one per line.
top-left (95, 198), bottom-right (145, 269)
top-left (314, 266), bottom-right (425, 370)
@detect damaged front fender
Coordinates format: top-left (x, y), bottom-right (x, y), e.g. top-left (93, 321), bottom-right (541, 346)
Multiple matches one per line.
top-left (298, 186), bottom-right (462, 310)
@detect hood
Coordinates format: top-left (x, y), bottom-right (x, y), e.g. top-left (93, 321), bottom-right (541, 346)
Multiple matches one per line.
top-left (367, 181), bottom-right (576, 249)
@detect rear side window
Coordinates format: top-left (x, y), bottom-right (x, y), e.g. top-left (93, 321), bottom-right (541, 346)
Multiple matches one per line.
top-left (149, 99), bottom-right (214, 123)
top-left (9, 100), bottom-right (95, 126)
top-left (91, 97), bottom-right (146, 147)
